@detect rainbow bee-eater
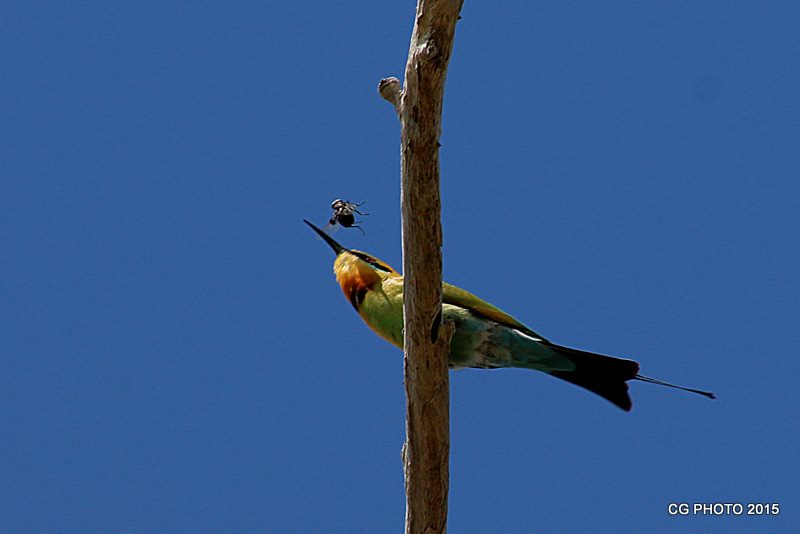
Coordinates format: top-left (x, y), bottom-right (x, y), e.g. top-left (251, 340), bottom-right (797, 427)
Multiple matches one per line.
top-left (304, 220), bottom-right (714, 411)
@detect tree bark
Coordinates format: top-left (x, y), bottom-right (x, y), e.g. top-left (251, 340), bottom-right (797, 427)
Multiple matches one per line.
top-left (379, 1), bottom-right (463, 533)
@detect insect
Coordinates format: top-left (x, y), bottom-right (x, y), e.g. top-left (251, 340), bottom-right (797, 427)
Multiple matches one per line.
top-left (324, 199), bottom-right (369, 235)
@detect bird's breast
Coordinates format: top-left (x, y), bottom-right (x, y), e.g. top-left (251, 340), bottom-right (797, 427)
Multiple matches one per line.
top-left (335, 262), bottom-right (381, 310)
top-left (357, 279), bottom-right (405, 347)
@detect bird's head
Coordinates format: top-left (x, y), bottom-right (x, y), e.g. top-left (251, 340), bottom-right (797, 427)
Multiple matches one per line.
top-left (304, 219), bottom-right (399, 308)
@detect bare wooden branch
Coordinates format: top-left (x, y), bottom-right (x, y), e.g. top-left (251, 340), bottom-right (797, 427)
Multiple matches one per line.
top-left (379, 1), bottom-right (463, 533)
top-left (378, 77), bottom-right (402, 116)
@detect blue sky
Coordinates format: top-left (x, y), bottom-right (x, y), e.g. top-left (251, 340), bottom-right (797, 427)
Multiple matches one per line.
top-left (2, 2), bottom-right (798, 532)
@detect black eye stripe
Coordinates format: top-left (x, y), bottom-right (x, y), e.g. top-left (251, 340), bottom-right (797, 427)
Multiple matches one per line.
top-left (354, 252), bottom-right (391, 272)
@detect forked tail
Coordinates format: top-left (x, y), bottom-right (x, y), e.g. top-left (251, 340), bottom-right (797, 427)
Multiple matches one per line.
top-left (547, 344), bottom-right (640, 411)
top-left (546, 343), bottom-right (715, 411)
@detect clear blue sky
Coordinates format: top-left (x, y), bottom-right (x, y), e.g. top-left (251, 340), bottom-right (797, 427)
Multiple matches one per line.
top-left (2, 2), bottom-right (797, 533)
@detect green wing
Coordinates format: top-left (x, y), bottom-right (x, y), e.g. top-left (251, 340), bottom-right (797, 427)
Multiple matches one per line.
top-left (442, 282), bottom-right (549, 341)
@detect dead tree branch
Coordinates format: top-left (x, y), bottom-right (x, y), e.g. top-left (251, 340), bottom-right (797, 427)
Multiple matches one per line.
top-left (378, 1), bottom-right (463, 532)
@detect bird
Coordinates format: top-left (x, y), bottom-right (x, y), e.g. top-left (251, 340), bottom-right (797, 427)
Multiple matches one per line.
top-left (304, 219), bottom-right (715, 411)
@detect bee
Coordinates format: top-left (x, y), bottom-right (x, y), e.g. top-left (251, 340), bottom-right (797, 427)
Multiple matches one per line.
top-left (324, 199), bottom-right (369, 235)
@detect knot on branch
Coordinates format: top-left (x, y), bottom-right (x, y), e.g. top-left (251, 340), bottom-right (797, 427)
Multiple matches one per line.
top-left (378, 77), bottom-right (402, 116)
top-left (420, 37), bottom-right (439, 61)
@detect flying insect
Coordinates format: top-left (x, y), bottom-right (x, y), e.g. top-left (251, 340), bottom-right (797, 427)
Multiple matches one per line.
top-left (324, 199), bottom-right (368, 235)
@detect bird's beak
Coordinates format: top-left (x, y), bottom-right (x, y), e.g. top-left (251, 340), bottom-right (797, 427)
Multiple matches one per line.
top-left (304, 219), bottom-right (347, 255)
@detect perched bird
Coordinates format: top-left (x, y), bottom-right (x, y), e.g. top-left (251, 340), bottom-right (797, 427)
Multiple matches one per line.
top-left (304, 219), bottom-right (715, 411)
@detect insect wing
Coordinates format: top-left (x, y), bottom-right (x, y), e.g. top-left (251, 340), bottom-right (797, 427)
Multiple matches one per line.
top-left (322, 219), bottom-right (341, 236)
